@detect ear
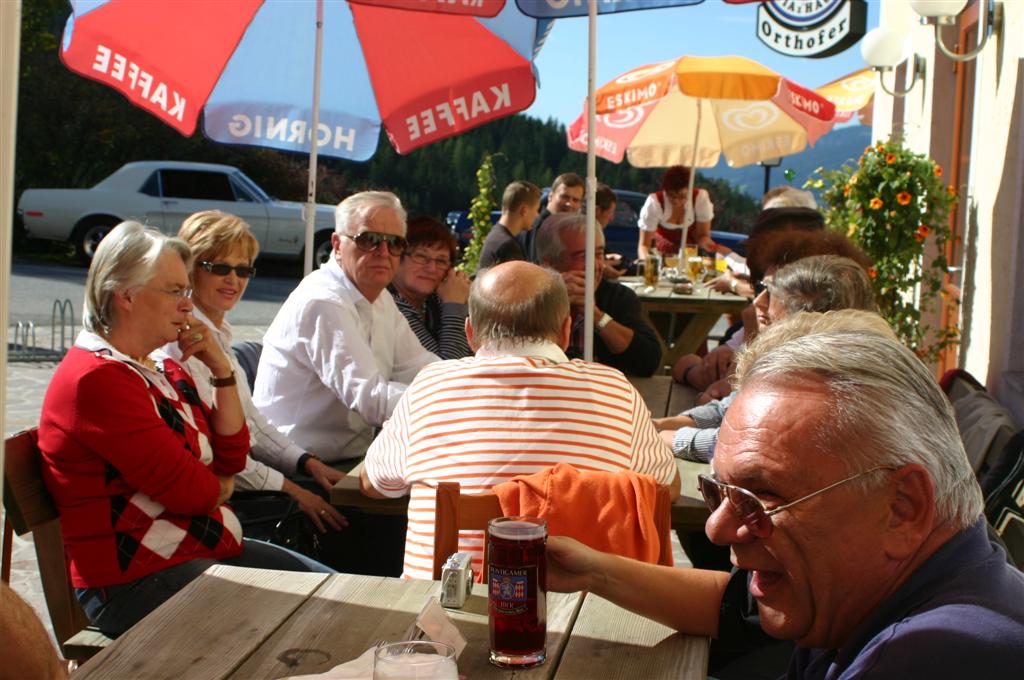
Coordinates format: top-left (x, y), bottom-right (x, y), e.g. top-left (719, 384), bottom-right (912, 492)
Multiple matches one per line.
top-left (330, 232), bottom-right (342, 253)
top-left (465, 316), bottom-right (480, 353)
top-left (557, 314), bottom-right (572, 351)
top-left (880, 463), bottom-right (937, 560)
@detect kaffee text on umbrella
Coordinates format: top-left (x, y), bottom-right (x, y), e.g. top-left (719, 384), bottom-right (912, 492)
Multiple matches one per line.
top-left (91, 45), bottom-right (186, 122)
top-left (404, 83), bottom-right (512, 142)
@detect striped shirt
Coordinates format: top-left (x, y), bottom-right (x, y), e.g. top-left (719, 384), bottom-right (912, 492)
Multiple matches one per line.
top-left (388, 286), bottom-right (473, 361)
top-left (363, 341), bottom-right (676, 581)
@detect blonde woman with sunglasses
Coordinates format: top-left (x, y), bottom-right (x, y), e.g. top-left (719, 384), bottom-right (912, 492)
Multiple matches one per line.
top-left (165, 210), bottom-right (347, 535)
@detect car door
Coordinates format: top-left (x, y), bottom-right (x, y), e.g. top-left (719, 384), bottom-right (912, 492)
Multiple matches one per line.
top-left (156, 169), bottom-right (270, 245)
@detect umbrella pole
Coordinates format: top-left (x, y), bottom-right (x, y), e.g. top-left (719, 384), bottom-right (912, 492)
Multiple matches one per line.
top-left (583, 0), bottom-right (597, 362)
top-left (303, 0), bottom-right (325, 277)
top-left (680, 98), bottom-right (702, 260)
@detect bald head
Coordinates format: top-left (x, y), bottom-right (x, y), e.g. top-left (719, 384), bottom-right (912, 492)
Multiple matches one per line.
top-left (468, 261), bottom-right (570, 351)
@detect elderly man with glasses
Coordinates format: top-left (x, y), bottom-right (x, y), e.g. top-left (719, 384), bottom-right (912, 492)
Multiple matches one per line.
top-left (254, 191), bottom-right (438, 468)
top-left (546, 310), bottom-right (1024, 679)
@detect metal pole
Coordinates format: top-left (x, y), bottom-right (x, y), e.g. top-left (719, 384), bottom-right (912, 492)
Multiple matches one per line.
top-left (763, 164), bottom-right (772, 195)
top-left (583, 0), bottom-right (597, 362)
top-left (303, 0), bottom-right (325, 276)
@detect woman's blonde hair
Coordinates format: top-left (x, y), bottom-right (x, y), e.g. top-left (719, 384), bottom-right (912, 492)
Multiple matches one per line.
top-left (177, 211), bottom-right (259, 269)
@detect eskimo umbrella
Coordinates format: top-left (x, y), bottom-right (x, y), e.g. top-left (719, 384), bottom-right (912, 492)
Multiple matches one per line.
top-left (59, 0), bottom-right (545, 272)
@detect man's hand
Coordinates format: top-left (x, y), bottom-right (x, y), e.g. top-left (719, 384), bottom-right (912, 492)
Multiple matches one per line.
top-left (305, 456), bottom-right (345, 494)
top-left (701, 345), bottom-right (735, 383)
top-left (216, 475), bottom-right (235, 507)
top-left (283, 479), bottom-right (348, 532)
top-left (437, 268), bottom-right (470, 304)
top-left (652, 415), bottom-right (696, 431)
top-left (698, 377), bottom-right (732, 405)
top-left (547, 536), bottom-right (601, 594)
top-left (561, 270), bottom-right (593, 307)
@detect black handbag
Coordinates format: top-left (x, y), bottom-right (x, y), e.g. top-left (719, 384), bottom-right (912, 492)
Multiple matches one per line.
top-left (229, 490), bottom-right (322, 560)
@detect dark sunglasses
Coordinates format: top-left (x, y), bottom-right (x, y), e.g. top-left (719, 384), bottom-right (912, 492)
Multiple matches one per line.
top-left (343, 231), bottom-right (408, 256)
top-left (199, 261), bottom-right (256, 279)
top-left (697, 466), bottom-right (896, 538)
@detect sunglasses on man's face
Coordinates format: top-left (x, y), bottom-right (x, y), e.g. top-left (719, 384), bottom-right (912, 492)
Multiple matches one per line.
top-left (343, 231), bottom-right (408, 256)
top-left (199, 261), bottom-right (256, 279)
top-left (697, 466), bottom-right (897, 539)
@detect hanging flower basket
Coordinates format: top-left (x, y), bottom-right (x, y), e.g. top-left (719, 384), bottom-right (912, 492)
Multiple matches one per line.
top-left (809, 136), bottom-right (959, 361)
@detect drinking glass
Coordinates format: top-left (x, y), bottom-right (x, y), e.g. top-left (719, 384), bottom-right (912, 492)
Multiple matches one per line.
top-left (373, 641), bottom-right (457, 680)
top-left (488, 516), bottom-right (547, 668)
top-left (643, 253), bottom-right (660, 288)
top-left (687, 256), bottom-right (703, 283)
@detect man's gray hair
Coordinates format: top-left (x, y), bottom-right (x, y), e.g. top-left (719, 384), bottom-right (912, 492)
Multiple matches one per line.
top-left (772, 255), bottom-right (876, 316)
top-left (83, 221), bottom-right (192, 334)
top-left (734, 310), bottom-right (983, 530)
top-left (762, 186), bottom-right (818, 210)
top-left (468, 267), bottom-right (569, 349)
top-left (534, 213), bottom-right (592, 265)
top-left (334, 191), bottom-right (407, 235)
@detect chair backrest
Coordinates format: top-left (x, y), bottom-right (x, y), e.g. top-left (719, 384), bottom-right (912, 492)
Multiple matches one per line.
top-left (231, 340), bottom-right (263, 393)
top-left (2, 428), bottom-right (93, 654)
top-left (431, 480), bottom-right (673, 580)
top-left (984, 431), bottom-right (1024, 569)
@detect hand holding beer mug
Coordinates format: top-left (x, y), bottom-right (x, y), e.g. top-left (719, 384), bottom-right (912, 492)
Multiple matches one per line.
top-left (373, 641), bottom-right (457, 680)
top-left (488, 517), bottom-right (547, 668)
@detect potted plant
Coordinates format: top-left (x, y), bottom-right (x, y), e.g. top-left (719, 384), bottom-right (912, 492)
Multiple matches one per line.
top-left (809, 136), bottom-right (959, 361)
top-left (458, 153), bottom-right (500, 276)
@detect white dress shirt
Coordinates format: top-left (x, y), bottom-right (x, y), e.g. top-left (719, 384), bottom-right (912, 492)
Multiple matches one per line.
top-left (253, 255), bottom-right (439, 463)
top-left (162, 306), bottom-right (301, 490)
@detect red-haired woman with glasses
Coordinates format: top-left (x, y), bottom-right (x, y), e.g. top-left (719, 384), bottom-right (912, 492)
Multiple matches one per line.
top-left (166, 211), bottom-right (347, 534)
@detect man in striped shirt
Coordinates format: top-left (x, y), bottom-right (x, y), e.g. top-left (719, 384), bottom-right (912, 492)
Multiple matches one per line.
top-left (361, 261), bottom-right (680, 580)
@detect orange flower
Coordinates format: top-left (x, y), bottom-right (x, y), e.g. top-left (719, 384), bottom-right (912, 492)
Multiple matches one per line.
top-left (897, 192), bottom-right (912, 205)
top-left (864, 146), bottom-right (874, 155)
top-left (915, 225), bottom-right (930, 242)
top-left (869, 197), bottom-right (884, 210)
top-left (885, 153), bottom-right (897, 164)
top-left (868, 268), bottom-right (878, 279)
top-left (934, 165), bottom-right (943, 177)
top-left (947, 185), bottom-right (957, 196)
top-left (843, 186), bottom-right (851, 197)
top-left (876, 143), bottom-right (885, 152)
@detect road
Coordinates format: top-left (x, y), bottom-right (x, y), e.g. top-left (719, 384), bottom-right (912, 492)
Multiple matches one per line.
top-left (8, 259), bottom-right (303, 328)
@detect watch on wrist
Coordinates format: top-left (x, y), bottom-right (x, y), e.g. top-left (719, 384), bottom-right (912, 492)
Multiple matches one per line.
top-left (209, 371), bottom-right (236, 387)
top-left (596, 312), bottom-right (613, 331)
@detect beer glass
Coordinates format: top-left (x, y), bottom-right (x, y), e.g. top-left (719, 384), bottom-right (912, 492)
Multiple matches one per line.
top-left (643, 252), bottom-right (660, 288)
top-left (487, 516), bottom-right (547, 668)
top-left (373, 641), bottom-right (457, 680)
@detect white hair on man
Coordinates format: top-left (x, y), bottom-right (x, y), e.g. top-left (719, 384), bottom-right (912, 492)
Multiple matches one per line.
top-left (334, 190), bottom-right (407, 235)
top-left (762, 186), bottom-right (818, 210)
top-left (734, 309), bottom-right (983, 530)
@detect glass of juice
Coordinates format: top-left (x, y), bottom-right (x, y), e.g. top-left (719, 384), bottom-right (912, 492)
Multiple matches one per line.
top-left (488, 516), bottom-right (547, 668)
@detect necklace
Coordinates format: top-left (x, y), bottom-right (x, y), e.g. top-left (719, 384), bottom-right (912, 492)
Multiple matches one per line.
top-left (128, 354), bottom-right (157, 371)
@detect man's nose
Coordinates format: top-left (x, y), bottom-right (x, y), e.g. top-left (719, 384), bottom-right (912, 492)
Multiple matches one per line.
top-left (704, 499), bottom-right (756, 547)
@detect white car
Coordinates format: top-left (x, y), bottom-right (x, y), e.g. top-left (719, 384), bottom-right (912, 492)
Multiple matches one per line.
top-left (17, 160), bottom-right (338, 264)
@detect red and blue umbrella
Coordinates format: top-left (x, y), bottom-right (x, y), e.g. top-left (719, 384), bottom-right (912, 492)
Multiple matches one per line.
top-left (59, 0), bottom-right (547, 161)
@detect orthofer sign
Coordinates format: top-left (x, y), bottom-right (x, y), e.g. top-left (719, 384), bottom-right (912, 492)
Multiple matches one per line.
top-left (756, 0), bottom-right (867, 59)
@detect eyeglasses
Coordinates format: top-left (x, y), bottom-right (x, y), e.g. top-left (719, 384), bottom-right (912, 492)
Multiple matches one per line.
top-left (199, 261), bottom-right (257, 279)
top-left (405, 251), bottom-right (452, 270)
top-left (754, 275), bottom-right (773, 298)
top-left (342, 231), bottom-right (408, 256)
top-left (147, 286), bottom-right (193, 301)
top-left (697, 466), bottom-right (897, 538)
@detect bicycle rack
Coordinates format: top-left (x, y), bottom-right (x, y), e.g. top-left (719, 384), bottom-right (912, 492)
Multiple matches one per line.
top-left (7, 298), bottom-right (75, 362)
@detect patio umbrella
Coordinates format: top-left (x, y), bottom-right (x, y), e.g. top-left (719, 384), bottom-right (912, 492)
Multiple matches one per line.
top-left (816, 67), bottom-right (875, 127)
top-left (567, 55), bottom-right (836, 247)
top-left (59, 0), bottom-right (547, 272)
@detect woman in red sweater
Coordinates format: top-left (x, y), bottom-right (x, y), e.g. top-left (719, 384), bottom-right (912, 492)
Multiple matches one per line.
top-left (38, 221), bottom-right (330, 637)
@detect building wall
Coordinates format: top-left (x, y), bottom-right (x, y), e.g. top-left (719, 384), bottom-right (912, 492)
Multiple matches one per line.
top-left (874, 0), bottom-right (1024, 422)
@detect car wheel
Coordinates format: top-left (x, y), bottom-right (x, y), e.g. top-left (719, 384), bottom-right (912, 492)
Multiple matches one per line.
top-left (313, 231), bottom-right (333, 268)
top-left (73, 219), bottom-right (117, 265)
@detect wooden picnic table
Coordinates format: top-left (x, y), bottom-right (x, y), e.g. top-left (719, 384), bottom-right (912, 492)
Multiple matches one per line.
top-left (74, 565), bottom-right (709, 679)
top-left (618, 276), bottom-right (748, 368)
top-left (330, 376), bottom-right (710, 533)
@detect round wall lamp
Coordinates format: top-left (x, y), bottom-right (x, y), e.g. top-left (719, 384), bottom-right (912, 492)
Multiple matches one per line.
top-left (911, 0), bottom-right (1003, 62)
top-left (861, 26), bottom-right (926, 98)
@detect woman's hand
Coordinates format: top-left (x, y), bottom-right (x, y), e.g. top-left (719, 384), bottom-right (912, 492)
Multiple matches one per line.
top-left (177, 315), bottom-right (232, 378)
top-left (216, 475), bottom-right (235, 507)
top-left (547, 536), bottom-right (602, 594)
top-left (282, 479), bottom-right (347, 533)
top-left (304, 456), bottom-right (346, 494)
top-left (437, 268), bottom-right (470, 305)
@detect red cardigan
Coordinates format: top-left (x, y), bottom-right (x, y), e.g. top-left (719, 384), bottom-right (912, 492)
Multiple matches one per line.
top-left (38, 345), bottom-right (250, 588)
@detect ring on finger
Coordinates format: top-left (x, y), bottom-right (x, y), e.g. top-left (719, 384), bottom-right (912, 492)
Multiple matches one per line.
top-left (319, 509), bottom-right (327, 516)
top-left (191, 332), bottom-right (203, 342)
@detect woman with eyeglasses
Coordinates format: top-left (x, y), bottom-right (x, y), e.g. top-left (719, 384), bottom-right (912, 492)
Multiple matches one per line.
top-left (387, 215), bottom-right (472, 360)
top-left (165, 211), bottom-right (348, 535)
top-left (37, 221), bottom-right (331, 637)
top-left (636, 165), bottom-right (717, 261)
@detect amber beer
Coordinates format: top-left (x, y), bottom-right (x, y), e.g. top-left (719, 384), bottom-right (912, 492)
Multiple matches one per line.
top-left (487, 517), bottom-right (547, 668)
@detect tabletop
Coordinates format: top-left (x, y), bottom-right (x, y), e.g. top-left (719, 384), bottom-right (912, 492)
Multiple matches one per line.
top-left (74, 565), bottom-right (709, 680)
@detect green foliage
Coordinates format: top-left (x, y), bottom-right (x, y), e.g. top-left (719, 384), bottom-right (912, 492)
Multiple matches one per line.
top-left (809, 136), bottom-right (959, 361)
top-left (458, 154), bottom-right (501, 276)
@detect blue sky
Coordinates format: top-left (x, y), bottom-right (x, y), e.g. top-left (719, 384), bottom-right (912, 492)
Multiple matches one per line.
top-left (523, 0), bottom-right (882, 125)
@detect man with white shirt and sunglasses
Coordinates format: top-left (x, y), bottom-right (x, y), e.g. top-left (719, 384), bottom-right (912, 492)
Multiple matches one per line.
top-left (545, 310), bottom-right (1024, 679)
top-left (254, 191), bottom-right (438, 469)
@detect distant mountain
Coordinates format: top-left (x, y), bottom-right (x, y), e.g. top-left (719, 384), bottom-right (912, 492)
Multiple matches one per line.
top-left (700, 125), bottom-right (872, 199)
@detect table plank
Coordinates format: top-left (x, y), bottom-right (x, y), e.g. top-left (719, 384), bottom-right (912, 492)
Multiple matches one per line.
top-left (228, 574), bottom-right (583, 679)
top-left (75, 566), bottom-right (329, 680)
top-left (554, 594), bottom-right (709, 679)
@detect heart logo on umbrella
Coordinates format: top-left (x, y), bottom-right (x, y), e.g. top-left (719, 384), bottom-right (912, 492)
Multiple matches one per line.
top-left (721, 103), bottom-right (779, 132)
